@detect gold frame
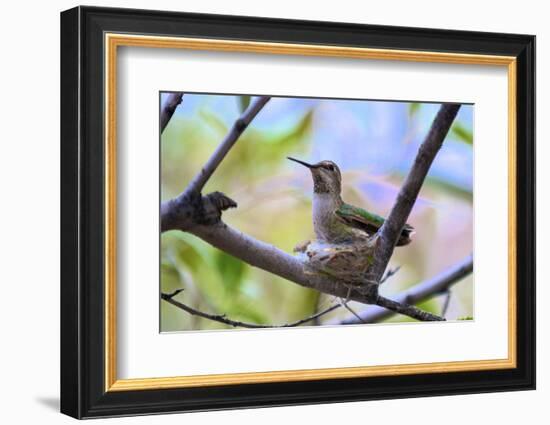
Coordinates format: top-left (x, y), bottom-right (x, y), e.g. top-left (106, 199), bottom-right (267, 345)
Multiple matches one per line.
top-left (104, 33), bottom-right (517, 392)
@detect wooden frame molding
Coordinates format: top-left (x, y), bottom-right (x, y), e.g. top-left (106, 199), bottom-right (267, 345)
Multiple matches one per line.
top-left (104, 33), bottom-right (518, 392)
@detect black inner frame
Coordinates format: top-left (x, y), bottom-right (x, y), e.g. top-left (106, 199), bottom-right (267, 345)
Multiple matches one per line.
top-left (61, 6), bottom-right (535, 419)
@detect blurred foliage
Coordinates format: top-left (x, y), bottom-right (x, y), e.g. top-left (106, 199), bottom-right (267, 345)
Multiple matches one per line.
top-left (238, 95), bottom-right (251, 113)
top-left (451, 121), bottom-right (473, 145)
top-left (160, 94), bottom-right (474, 332)
top-left (408, 102), bottom-right (421, 117)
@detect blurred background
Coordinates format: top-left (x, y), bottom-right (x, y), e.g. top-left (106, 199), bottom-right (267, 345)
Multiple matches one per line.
top-left (160, 93), bottom-right (473, 332)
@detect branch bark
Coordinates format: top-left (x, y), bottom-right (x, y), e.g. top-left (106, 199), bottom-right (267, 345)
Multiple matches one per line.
top-left (374, 295), bottom-right (444, 321)
top-left (189, 222), bottom-right (375, 304)
top-left (160, 92), bottom-right (183, 134)
top-left (368, 104), bottom-right (461, 285)
top-left (334, 254), bottom-right (473, 325)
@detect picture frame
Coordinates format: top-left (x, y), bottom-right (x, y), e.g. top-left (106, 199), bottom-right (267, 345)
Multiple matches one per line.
top-left (60, 5), bottom-right (535, 419)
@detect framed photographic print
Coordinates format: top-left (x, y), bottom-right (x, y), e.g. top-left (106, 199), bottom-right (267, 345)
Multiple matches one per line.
top-left (60, 6), bottom-right (535, 419)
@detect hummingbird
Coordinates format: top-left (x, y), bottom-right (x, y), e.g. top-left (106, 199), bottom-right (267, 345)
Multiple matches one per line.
top-left (288, 157), bottom-right (414, 247)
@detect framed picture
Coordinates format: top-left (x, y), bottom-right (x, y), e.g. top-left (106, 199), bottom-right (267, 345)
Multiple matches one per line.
top-left (60, 6), bottom-right (535, 419)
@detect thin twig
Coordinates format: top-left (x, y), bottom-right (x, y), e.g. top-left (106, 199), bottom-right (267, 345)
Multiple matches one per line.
top-left (337, 286), bottom-right (365, 323)
top-left (380, 266), bottom-right (401, 284)
top-left (335, 254), bottom-right (473, 325)
top-left (164, 288), bottom-right (185, 298)
top-left (375, 295), bottom-right (444, 321)
top-left (341, 302), bottom-right (366, 323)
top-left (183, 96), bottom-right (270, 197)
top-left (312, 294), bottom-right (324, 326)
top-left (368, 104), bottom-right (461, 285)
top-left (160, 92), bottom-right (183, 134)
top-left (161, 290), bottom-right (341, 328)
top-left (441, 290), bottom-right (452, 318)
top-left (161, 96), bottom-right (271, 232)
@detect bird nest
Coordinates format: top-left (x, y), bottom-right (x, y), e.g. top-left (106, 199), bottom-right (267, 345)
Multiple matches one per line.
top-left (295, 238), bottom-right (377, 285)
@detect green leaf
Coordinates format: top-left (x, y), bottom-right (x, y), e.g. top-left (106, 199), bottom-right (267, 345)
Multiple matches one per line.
top-left (451, 122), bottom-right (473, 145)
top-left (384, 298), bottom-right (440, 323)
top-left (408, 102), bottom-right (421, 117)
top-left (215, 250), bottom-right (246, 291)
top-left (170, 232), bottom-right (216, 267)
top-left (273, 110), bottom-right (314, 146)
top-left (417, 298), bottom-right (439, 315)
top-left (238, 95), bottom-right (251, 113)
top-left (198, 109), bottom-right (227, 135)
top-left (160, 261), bottom-right (181, 293)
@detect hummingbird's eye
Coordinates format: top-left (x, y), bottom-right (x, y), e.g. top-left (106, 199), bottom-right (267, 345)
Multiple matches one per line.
top-left (326, 164), bottom-right (334, 171)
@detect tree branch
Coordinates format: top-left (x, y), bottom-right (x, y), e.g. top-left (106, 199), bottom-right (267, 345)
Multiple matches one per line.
top-left (368, 104), bottom-right (461, 284)
top-left (441, 290), bottom-right (452, 318)
top-left (160, 100), bottom-right (464, 323)
top-left (375, 295), bottom-right (444, 321)
top-left (380, 266), bottom-right (401, 284)
top-left (189, 222), bottom-right (374, 304)
top-left (334, 254), bottom-right (473, 325)
top-left (160, 92), bottom-right (183, 134)
top-left (183, 95), bottom-right (271, 197)
top-left (161, 290), bottom-right (342, 328)
top-left (161, 96), bottom-right (270, 232)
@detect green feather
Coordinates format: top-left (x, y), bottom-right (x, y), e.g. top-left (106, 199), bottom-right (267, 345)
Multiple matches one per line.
top-left (336, 202), bottom-right (414, 246)
top-left (337, 203), bottom-right (386, 229)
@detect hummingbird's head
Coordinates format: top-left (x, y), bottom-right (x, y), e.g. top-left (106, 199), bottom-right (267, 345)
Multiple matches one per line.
top-left (287, 157), bottom-right (342, 195)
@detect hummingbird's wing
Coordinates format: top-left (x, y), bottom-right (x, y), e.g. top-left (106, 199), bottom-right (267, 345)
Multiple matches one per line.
top-left (336, 203), bottom-right (414, 246)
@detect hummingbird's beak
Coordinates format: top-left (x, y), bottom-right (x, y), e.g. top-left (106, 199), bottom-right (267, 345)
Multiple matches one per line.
top-left (287, 157), bottom-right (315, 169)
